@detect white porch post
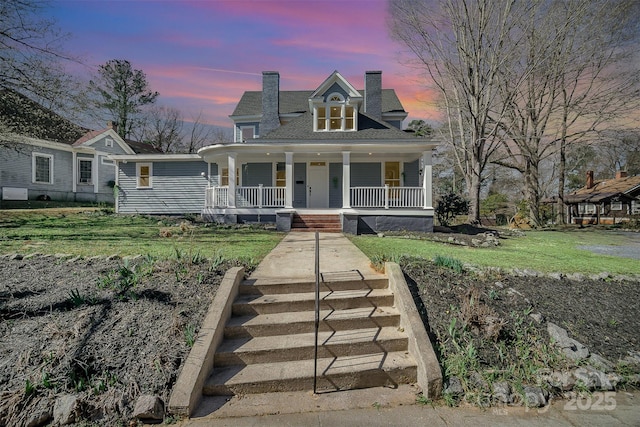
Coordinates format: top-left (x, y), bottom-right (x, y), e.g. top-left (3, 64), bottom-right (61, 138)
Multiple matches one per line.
top-left (422, 150), bottom-right (433, 209)
top-left (72, 151), bottom-right (77, 193)
top-left (285, 152), bottom-right (293, 208)
top-left (93, 156), bottom-right (99, 194)
top-left (228, 152), bottom-right (237, 208)
top-left (342, 151), bottom-right (351, 208)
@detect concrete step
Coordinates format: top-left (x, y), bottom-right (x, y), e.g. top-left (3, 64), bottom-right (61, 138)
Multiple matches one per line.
top-left (232, 288), bottom-right (394, 315)
top-left (224, 306), bottom-right (401, 338)
top-left (239, 277), bottom-right (389, 295)
top-left (204, 351), bottom-right (417, 395)
top-left (215, 326), bottom-right (409, 365)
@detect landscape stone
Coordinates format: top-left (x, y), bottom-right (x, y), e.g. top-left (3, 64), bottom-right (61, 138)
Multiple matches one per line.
top-left (573, 366), bottom-right (614, 391)
top-left (133, 395), bottom-right (164, 421)
top-left (25, 409), bottom-right (52, 427)
top-left (53, 395), bottom-right (79, 425)
top-left (587, 353), bottom-right (615, 373)
top-left (492, 382), bottom-right (511, 404)
top-left (522, 386), bottom-right (548, 407)
top-left (444, 376), bottom-right (464, 396)
top-left (540, 370), bottom-right (576, 391)
top-left (469, 372), bottom-right (489, 391)
top-left (547, 322), bottom-right (589, 361)
top-left (529, 312), bottom-right (544, 323)
top-left (9, 253), bottom-right (23, 260)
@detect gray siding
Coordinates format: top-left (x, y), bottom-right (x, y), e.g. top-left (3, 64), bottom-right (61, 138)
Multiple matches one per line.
top-left (329, 162), bottom-right (342, 208)
top-left (323, 82), bottom-right (349, 101)
top-left (351, 163), bottom-right (381, 187)
top-left (87, 136), bottom-right (130, 155)
top-left (242, 163), bottom-right (272, 186)
top-left (117, 160), bottom-right (209, 214)
top-left (293, 162), bottom-right (306, 208)
top-left (403, 159), bottom-right (419, 186)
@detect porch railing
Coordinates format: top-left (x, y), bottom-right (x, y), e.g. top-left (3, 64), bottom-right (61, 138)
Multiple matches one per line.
top-left (351, 186), bottom-right (424, 209)
top-left (205, 185), bottom-right (285, 208)
top-left (206, 185), bottom-right (425, 209)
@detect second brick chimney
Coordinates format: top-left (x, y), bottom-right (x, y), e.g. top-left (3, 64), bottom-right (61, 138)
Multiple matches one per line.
top-left (586, 170), bottom-right (594, 189)
top-left (616, 170), bottom-right (628, 180)
top-left (364, 70), bottom-right (382, 121)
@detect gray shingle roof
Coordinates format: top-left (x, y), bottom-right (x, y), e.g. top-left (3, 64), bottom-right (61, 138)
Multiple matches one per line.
top-left (231, 89), bottom-right (405, 117)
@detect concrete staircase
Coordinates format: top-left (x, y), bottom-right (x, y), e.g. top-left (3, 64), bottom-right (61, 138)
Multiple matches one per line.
top-left (203, 275), bottom-right (418, 396)
top-left (291, 214), bottom-right (342, 233)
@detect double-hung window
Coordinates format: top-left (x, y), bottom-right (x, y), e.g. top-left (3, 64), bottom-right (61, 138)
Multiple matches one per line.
top-left (137, 163), bottom-right (152, 188)
top-left (78, 159), bottom-right (93, 184)
top-left (32, 153), bottom-right (53, 184)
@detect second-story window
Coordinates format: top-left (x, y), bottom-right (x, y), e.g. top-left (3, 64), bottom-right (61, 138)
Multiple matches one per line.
top-left (314, 93), bottom-right (356, 132)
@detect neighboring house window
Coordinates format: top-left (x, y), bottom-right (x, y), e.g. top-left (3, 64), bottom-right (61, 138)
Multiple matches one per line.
top-left (137, 163), bottom-right (152, 188)
top-left (32, 153), bottom-right (53, 184)
top-left (611, 200), bottom-right (623, 211)
top-left (241, 127), bottom-right (255, 142)
top-left (276, 163), bottom-right (286, 187)
top-left (579, 203), bottom-right (596, 214)
top-left (384, 162), bottom-right (401, 187)
top-left (105, 138), bottom-right (113, 148)
top-left (314, 93), bottom-right (356, 132)
top-left (632, 200), bottom-right (640, 215)
top-left (78, 159), bottom-right (93, 184)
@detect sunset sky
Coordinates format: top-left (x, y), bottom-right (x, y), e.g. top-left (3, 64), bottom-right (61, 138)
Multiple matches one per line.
top-left (50, 0), bottom-right (438, 129)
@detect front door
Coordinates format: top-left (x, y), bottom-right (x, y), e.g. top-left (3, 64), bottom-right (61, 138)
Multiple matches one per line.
top-left (307, 162), bottom-right (328, 208)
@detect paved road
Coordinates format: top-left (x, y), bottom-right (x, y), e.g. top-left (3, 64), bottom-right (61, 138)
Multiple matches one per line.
top-left (579, 231), bottom-right (640, 260)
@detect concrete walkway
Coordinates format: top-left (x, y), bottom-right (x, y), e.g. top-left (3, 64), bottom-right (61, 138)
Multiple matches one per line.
top-left (180, 232), bottom-right (640, 426)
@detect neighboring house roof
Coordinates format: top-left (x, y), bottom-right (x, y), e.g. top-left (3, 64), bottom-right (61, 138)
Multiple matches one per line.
top-left (0, 89), bottom-right (86, 144)
top-left (565, 175), bottom-right (640, 203)
top-left (230, 89), bottom-right (405, 118)
top-left (73, 127), bottom-right (161, 155)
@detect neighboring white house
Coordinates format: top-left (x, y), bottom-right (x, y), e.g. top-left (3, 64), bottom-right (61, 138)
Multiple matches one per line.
top-left (112, 70), bottom-right (439, 233)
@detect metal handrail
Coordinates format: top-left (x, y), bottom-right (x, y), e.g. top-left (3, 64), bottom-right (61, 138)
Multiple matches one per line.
top-left (313, 231), bottom-right (319, 394)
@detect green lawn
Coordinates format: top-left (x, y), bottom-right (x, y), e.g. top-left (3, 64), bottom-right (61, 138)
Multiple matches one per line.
top-left (0, 209), bottom-right (284, 262)
top-left (350, 229), bottom-right (640, 275)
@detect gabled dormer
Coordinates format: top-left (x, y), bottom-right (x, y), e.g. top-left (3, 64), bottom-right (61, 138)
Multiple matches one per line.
top-left (308, 71), bottom-right (363, 132)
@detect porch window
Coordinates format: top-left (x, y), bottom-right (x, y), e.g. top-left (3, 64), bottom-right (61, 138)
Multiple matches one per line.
top-left (78, 159), bottom-right (93, 184)
top-left (137, 163), bottom-right (152, 188)
top-left (314, 93), bottom-right (356, 132)
top-left (32, 153), bottom-right (53, 184)
top-left (276, 163), bottom-right (286, 187)
top-left (578, 203), bottom-right (596, 214)
top-left (221, 168), bottom-right (239, 186)
top-left (384, 162), bottom-right (401, 187)
top-left (611, 200), bottom-right (623, 211)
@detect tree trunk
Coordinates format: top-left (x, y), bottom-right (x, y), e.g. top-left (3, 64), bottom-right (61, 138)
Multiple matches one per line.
top-left (524, 160), bottom-right (541, 227)
top-left (557, 137), bottom-right (567, 225)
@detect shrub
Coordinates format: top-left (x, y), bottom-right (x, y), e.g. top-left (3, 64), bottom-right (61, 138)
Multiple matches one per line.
top-left (436, 193), bottom-right (469, 226)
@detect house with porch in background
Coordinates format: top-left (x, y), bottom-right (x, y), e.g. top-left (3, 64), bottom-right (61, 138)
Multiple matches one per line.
top-left (565, 170), bottom-right (640, 225)
top-left (111, 70), bottom-right (438, 233)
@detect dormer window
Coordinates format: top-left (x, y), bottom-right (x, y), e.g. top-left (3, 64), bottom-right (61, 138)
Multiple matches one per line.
top-left (314, 93), bottom-right (356, 132)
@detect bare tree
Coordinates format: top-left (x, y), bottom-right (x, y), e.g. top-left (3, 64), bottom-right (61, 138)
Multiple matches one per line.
top-left (89, 59), bottom-right (159, 139)
top-left (389, 0), bottom-right (519, 224)
top-left (136, 105), bottom-right (183, 153)
top-left (494, 0), bottom-right (640, 225)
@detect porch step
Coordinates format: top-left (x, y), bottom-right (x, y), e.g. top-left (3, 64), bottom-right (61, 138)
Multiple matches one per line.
top-left (203, 274), bottom-right (419, 398)
top-left (292, 214), bottom-right (341, 232)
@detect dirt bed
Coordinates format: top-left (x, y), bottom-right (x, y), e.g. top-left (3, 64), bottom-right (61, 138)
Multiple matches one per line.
top-left (1, 237), bottom-right (639, 425)
top-left (0, 254), bottom-right (244, 427)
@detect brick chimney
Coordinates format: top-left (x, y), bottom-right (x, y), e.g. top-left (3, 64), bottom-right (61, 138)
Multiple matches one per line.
top-left (107, 121), bottom-right (117, 133)
top-left (364, 70), bottom-right (382, 121)
top-left (260, 71), bottom-right (280, 137)
top-left (616, 170), bottom-right (628, 180)
top-left (586, 170), bottom-right (594, 189)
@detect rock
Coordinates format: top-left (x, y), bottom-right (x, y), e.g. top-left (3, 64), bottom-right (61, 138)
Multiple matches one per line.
top-left (566, 272), bottom-right (585, 281)
top-left (587, 353), bottom-right (615, 373)
top-left (106, 254), bottom-right (121, 261)
top-left (529, 312), bottom-right (544, 324)
top-left (377, 232), bottom-right (385, 238)
top-left (523, 386), bottom-right (548, 407)
top-left (541, 370), bottom-right (576, 391)
top-left (53, 395), bottom-right (80, 425)
top-left (25, 409), bottom-right (52, 427)
top-left (573, 366), bottom-right (614, 391)
top-left (469, 372), bottom-right (489, 391)
top-left (444, 377), bottom-right (464, 396)
top-left (494, 281), bottom-right (504, 289)
top-left (133, 395), bottom-right (164, 421)
top-left (9, 253), bottom-right (23, 260)
top-left (547, 322), bottom-right (589, 361)
top-left (548, 272), bottom-right (564, 280)
top-left (492, 382), bottom-right (511, 404)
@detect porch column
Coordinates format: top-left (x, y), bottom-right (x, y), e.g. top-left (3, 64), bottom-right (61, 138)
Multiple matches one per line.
top-left (342, 151), bottom-right (351, 208)
top-left (422, 150), bottom-right (433, 209)
top-left (72, 152), bottom-right (77, 193)
top-left (93, 156), bottom-right (99, 194)
top-left (285, 152), bottom-right (293, 208)
top-left (228, 152), bottom-right (237, 208)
